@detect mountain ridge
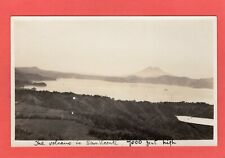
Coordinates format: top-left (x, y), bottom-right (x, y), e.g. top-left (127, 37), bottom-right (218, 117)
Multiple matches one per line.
top-left (15, 66), bottom-right (213, 89)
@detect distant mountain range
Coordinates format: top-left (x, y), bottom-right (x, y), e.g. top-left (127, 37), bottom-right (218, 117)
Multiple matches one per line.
top-left (15, 66), bottom-right (213, 89)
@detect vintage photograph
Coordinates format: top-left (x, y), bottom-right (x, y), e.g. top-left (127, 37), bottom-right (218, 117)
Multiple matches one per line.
top-left (11, 16), bottom-right (217, 146)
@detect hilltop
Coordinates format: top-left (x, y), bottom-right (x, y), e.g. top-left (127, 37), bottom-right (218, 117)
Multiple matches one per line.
top-left (15, 89), bottom-right (213, 140)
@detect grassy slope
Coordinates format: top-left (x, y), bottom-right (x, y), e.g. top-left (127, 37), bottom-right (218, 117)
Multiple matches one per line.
top-left (15, 89), bottom-right (213, 140)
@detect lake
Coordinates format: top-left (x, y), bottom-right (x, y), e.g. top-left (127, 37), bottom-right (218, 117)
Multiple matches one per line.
top-left (176, 116), bottom-right (214, 126)
top-left (25, 78), bottom-right (214, 105)
top-left (24, 78), bottom-right (215, 126)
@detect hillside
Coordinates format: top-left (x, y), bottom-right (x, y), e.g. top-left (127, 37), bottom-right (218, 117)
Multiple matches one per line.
top-left (15, 89), bottom-right (213, 140)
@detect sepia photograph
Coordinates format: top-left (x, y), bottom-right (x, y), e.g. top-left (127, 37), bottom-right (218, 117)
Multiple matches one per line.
top-left (11, 16), bottom-right (217, 146)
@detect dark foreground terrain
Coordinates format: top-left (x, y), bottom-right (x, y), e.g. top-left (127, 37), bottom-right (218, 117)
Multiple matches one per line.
top-left (15, 89), bottom-right (213, 140)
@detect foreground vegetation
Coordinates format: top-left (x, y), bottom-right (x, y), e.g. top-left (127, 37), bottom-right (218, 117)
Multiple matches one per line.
top-left (15, 89), bottom-right (213, 140)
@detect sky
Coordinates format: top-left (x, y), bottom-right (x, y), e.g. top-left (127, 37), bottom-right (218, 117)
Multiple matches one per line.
top-left (12, 16), bottom-right (217, 78)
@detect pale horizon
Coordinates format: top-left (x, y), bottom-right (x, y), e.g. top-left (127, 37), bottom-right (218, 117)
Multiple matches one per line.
top-left (12, 16), bottom-right (217, 79)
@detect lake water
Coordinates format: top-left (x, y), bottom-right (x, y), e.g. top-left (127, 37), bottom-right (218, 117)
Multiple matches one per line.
top-left (24, 78), bottom-right (214, 126)
top-left (176, 116), bottom-right (214, 126)
top-left (25, 78), bottom-right (214, 105)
